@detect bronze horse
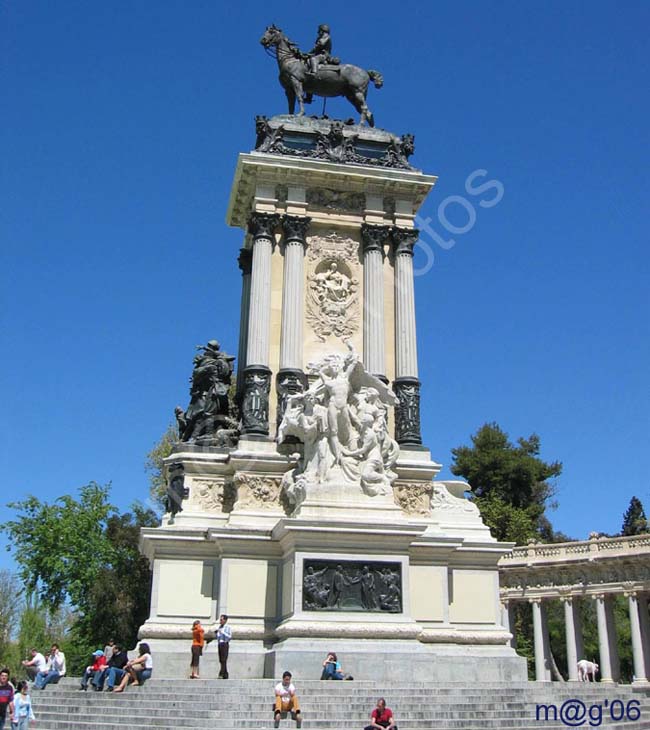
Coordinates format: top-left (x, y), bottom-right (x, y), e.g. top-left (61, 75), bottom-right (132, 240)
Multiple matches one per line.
top-left (260, 25), bottom-right (383, 127)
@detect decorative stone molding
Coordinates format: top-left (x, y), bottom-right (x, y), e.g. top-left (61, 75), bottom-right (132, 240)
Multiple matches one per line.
top-left (431, 483), bottom-right (480, 515)
top-left (306, 230), bottom-right (359, 263)
top-left (253, 116), bottom-right (416, 171)
top-left (306, 188), bottom-right (365, 213)
top-left (418, 628), bottom-right (512, 645)
top-left (191, 478), bottom-right (235, 513)
top-left (306, 231), bottom-right (360, 342)
top-left (393, 481), bottom-right (433, 516)
top-left (138, 622), bottom-right (273, 641)
top-left (233, 473), bottom-right (285, 511)
top-left (275, 619), bottom-right (420, 640)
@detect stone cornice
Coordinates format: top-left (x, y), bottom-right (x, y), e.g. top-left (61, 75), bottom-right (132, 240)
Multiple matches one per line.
top-left (227, 153), bottom-right (437, 230)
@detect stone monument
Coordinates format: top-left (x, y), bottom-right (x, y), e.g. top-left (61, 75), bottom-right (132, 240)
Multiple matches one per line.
top-left (138, 26), bottom-right (526, 681)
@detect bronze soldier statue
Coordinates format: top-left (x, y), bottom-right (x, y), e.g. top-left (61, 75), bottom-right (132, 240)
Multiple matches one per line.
top-left (307, 24), bottom-right (332, 75)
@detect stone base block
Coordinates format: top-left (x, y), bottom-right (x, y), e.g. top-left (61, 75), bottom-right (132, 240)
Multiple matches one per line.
top-left (267, 637), bottom-right (528, 683)
top-left (135, 637), bottom-right (270, 679)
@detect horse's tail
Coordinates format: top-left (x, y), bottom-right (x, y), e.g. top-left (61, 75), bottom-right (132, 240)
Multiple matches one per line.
top-left (367, 70), bottom-right (384, 89)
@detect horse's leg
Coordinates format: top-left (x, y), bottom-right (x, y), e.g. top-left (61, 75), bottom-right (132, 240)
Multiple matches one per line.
top-left (347, 90), bottom-right (373, 127)
top-left (291, 78), bottom-right (305, 116)
top-left (285, 87), bottom-right (296, 115)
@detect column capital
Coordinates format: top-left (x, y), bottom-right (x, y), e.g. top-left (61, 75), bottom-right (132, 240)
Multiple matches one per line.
top-left (248, 211), bottom-right (281, 240)
top-left (282, 214), bottom-right (311, 245)
top-left (592, 593), bottom-right (607, 602)
top-left (238, 247), bottom-right (252, 275)
top-left (391, 226), bottom-right (419, 257)
top-left (625, 590), bottom-right (640, 599)
top-left (361, 222), bottom-right (391, 255)
top-left (559, 595), bottom-right (576, 604)
top-left (528, 597), bottom-right (544, 605)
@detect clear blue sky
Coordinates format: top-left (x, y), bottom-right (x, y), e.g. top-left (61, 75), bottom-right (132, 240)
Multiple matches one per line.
top-left (2, 1), bottom-right (649, 569)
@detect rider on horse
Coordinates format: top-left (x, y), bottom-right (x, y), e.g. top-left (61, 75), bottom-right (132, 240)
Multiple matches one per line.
top-left (307, 24), bottom-right (332, 75)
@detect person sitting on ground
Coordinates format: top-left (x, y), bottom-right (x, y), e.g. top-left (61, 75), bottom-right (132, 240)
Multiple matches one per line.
top-left (190, 619), bottom-right (204, 679)
top-left (21, 650), bottom-right (46, 682)
top-left (96, 643), bottom-right (129, 691)
top-left (33, 644), bottom-right (66, 690)
top-left (321, 652), bottom-right (345, 680)
top-left (364, 698), bottom-right (398, 730)
top-left (274, 671), bottom-right (302, 729)
top-left (113, 643), bottom-right (153, 693)
top-left (0, 668), bottom-right (14, 730)
top-left (11, 681), bottom-right (35, 730)
top-left (79, 649), bottom-right (107, 691)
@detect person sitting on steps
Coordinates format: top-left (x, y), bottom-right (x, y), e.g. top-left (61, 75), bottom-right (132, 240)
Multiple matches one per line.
top-left (113, 643), bottom-right (153, 693)
top-left (364, 697), bottom-right (398, 730)
top-left (274, 671), bottom-right (302, 728)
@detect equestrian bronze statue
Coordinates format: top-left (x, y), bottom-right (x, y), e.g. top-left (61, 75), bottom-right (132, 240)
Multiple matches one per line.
top-left (260, 24), bottom-right (383, 127)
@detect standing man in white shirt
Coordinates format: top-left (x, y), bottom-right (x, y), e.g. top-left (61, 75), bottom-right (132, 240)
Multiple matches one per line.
top-left (21, 649), bottom-right (46, 681)
top-left (216, 614), bottom-right (232, 679)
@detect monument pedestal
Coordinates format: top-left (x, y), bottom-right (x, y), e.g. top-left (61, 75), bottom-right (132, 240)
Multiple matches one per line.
top-left (138, 116), bottom-right (526, 682)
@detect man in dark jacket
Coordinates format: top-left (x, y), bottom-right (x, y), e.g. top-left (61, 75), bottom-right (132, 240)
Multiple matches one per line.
top-left (94, 644), bottom-right (128, 691)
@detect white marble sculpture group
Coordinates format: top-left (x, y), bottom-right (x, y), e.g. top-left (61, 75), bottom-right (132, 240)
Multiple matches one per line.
top-left (279, 347), bottom-right (400, 508)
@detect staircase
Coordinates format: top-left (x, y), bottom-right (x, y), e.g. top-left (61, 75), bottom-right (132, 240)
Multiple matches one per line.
top-left (30, 679), bottom-right (650, 730)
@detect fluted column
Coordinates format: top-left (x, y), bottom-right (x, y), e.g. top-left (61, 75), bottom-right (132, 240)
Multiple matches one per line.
top-left (392, 227), bottom-right (422, 446)
top-left (236, 247), bottom-right (252, 400)
top-left (241, 211), bottom-right (280, 436)
top-left (361, 223), bottom-right (390, 380)
top-left (562, 597), bottom-right (580, 681)
top-left (595, 594), bottom-right (614, 683)
top-left (531, 599), bottom-right (551, 681)
top-left (627, 593), bottom-right (649, 684)
top-left (276, 215), bottom-right (310, 430)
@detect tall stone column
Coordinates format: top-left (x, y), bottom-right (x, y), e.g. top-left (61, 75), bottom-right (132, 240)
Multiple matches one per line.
top-left (276, 215), bottom-right (310, 429)
top-left (236, 247), bottom-right (252, 399)
top-left (605, 595), bottom-right (620, 681)
top-left (562, 596), bottom-right (580, 681)
top-left (595, 594), bottom-right (614, 683)
top-left (241, 212), bottom-right (280, 436)
top-left (392, 227), bottom-right (422, 446)
top-left (361, 223), bottom-right (390, 380)
top-left (627, 592), bottom-right (649, 684)
top-left (638, 594), bottom-right (650, 679)
top-left (531, 599), bottom-right (551, 681)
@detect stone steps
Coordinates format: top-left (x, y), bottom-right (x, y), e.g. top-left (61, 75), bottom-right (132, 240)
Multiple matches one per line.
top-left (28, 679), bottom-right (650, 730)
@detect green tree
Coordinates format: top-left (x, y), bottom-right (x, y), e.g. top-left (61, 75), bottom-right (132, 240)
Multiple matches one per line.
top-left (621, 496), bottom-right (649, 536)
top-left (451, 423), bottom-right (562, 544)
top-left (2, 484), bottom-right (158, 666)
top-left (144, 424), bottom-right (178, 508)
top-left (3, 483), bottom-right (115, 612)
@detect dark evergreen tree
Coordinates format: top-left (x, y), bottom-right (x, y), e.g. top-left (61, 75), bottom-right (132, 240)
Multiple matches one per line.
top-left (621, 496), bottom-right (649, 536)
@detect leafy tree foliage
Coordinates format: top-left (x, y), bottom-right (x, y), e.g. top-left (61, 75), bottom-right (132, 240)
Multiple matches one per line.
top-left (451, 423), bottom-right (562, 544)
top-left (2, 483), bottom-right (158, 663)
top-left (621, 496), bottom-right (649, 536)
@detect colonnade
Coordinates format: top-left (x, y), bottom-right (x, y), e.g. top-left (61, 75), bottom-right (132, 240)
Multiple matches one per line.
top-left (236, 211), bottom-right (423, 444)
top-left (501, 593), bottom-right (650, 684)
